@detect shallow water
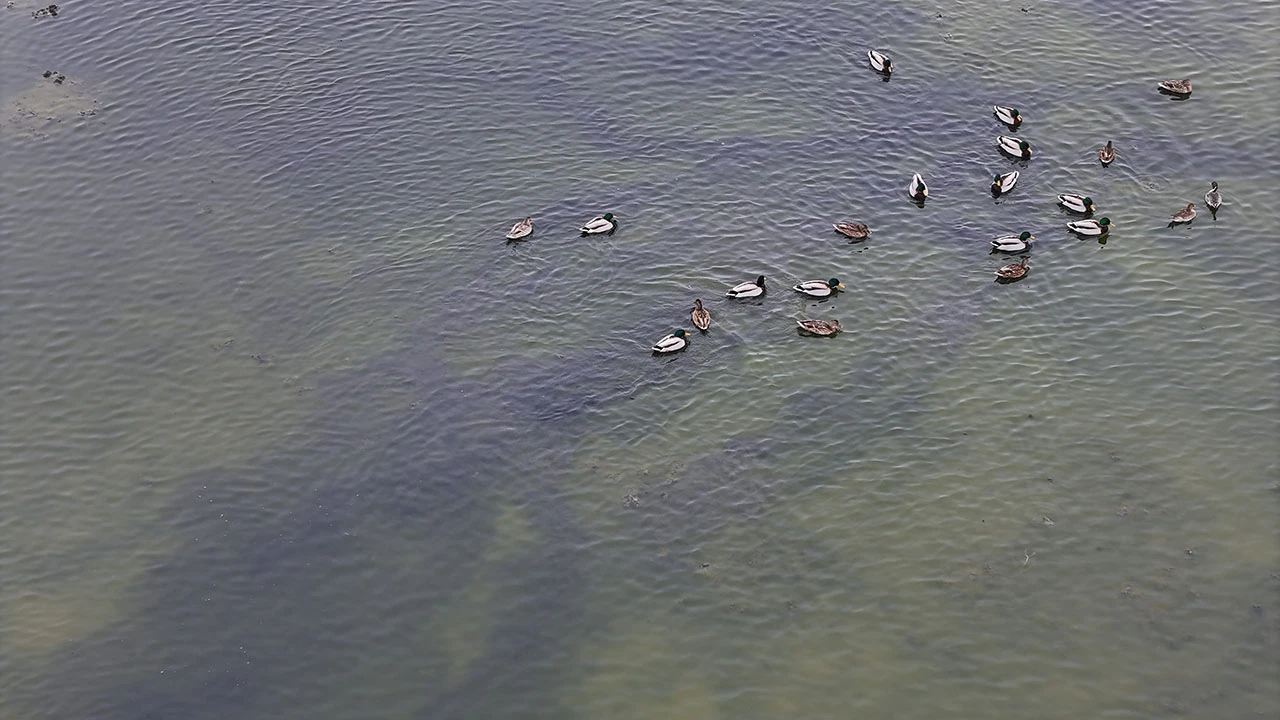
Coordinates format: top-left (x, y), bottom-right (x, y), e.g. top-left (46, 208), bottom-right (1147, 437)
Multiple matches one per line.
top-left (2, 1), bottom-right (1277, 718)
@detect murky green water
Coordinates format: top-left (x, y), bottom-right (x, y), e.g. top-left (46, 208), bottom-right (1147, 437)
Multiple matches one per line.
top-left (2, 1), bottom-right (1277, 717)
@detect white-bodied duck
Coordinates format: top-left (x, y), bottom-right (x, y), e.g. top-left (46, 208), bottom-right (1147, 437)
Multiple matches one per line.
top-left (991, 231), bottom-right (1034, 253)
top-left (1057, 194), bottom-right (1096, 214)
top-left (993, 105), bottom-right (1022, 128)
top-left (652, 329), bottom-right (689, 354)
top-left (991, 170), bottom-right (1019, 195)
top-left (580, 213), bottom-right (618, 235)
top-left (1067, 217), bottom-right (1113, 235)
top-left (726, 275), bottom-right (766, 298)
top-left (793, 278), bottom-right (844, 298)
top-left (998, 135), bottom-right (1032, 159)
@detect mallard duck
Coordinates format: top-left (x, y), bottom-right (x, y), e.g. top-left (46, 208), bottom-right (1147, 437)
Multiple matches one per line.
top-left (1067, 217), bottom-right (1113, 235)
top-left (995, 257), bottom-right (1030, 281)
top-left (991, 231), bottom-right (1034, 253)
top-left (991, 170), bottom-right (1019, 195)
top-left (908, 173), bottom-right (928, 201)
top-left (1168, 203), bottom-right (1196, 226)
top-left (580, 213), bottom-right (617, 235)
top-left (993, 105), bottom-right (1023, 128)
top-left (797, 319), bottom-right (842, 336)
top-left (833, 221), bottom-right (870, 240)
top-left (652, 329), bottom-right (689, 354)
top-left (998, 135), bottom-right (1032, 159)
top-left (691, 299), bottom-right (711, 331)
top-left (1204, 181), bottom-right (1221, 210)
top-left (1158, 78), bottom-right (1192, 96)
top-left (505, 216), bottom-right (533, 240)
top-left (868, 49), bottom-right (892, 74)
top-left (726, 275), bottom-right (766, 298)
top-left (1057, 194), bottom-right (1096, 214)
top-left (793, 278), bottom-right (844, 297)
top-left (1098, 140), bottom-right (1115, 165)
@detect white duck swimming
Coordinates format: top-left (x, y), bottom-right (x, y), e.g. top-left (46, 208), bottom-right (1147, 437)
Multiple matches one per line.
top-left (991, 231), bottom-right (1034, 253)
top-left (868, 49), bottom-right (892, 74)
top-left (580, 213), bottom-right (618, 235)
top-left (1057, 194), bottom-right (1096, 214)
top-left (726, 275), bottom-right (766, 298)
top-left (793, 278), bottom-right (844, 298)
top-left (991, 170), bottom-right (1019, 195)
top-left (908, 173), bottom-right (928, 201)
top-left (1067, 217), bottom-right (1113, 235)
top-left (651, 329), bottom-right (689, 354)
top-left (993, 105), bottom-right (1023, 128)
top-left (998, 135), bottom-right (1032, 159)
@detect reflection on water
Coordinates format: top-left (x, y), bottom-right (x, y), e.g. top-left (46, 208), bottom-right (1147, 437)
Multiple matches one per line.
top-left (1, 0), bottom-right (1277, 718)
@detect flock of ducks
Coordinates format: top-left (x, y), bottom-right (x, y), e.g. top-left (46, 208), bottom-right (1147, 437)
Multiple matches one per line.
top-left (501, 55), bottom-right (1223, 355)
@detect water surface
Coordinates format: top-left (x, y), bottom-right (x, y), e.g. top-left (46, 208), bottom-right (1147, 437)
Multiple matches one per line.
top-left (2, 1), bottom-right (1277, 718)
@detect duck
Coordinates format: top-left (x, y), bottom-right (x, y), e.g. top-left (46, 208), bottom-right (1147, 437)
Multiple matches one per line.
top-left (797, 319), bottom-right (842, 336)
top-left (998, 135), bottom-right (1032, 159)
top-left (868, 49), bottom-right (892, 74)
top-left (833, 221), bottom-right (871, 240)
top-left (1168, 203), bottom-right (1196, 226)
top-left (908, 173), bottom-right (928, 201)
top-left (580, 213), bottom-right (617, 235)
top-left (1098, 140), bottom-right (1116, 165)
top-left (1057, 194), bottom-right (1096, 214)
top-left (991, 231), bottom-right (1034, 253)
top-left (1204, 181), bottom-right (1222, 210)
top-left (995, 257), bottom-right (1030, 282)
top-left (993, 105), bottom-right (1023, 128)
top-left (726, 275), bottom-right (766, 298)
top-left (1067, 217), bottom-right (1113, 236)
top-left (793, 278), bottom-right (844, 297)
top-left (652, 329), bottom-right (689, 354)
top-left (1158, 78), bottom-right (1192, 96)
top-left (993, 103), bottom-right (1024, 126)
top-left (505, 216), bottom-right (533, 240)
top-left (691, 299), bottom-right (711, 331)
top-left (991, 170), bottom-right (1019, 195)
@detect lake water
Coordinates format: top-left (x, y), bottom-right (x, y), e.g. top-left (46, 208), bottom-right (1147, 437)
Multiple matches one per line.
top-left (2, 0), bottom-right (1277, 717)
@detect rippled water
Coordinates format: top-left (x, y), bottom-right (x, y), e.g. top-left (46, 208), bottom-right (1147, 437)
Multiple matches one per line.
top-left (2, 0), bottom-right (1278, 717)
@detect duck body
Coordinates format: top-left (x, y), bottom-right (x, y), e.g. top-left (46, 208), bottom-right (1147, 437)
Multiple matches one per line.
top-left (868, 49), bottom-right (892, 74)
top-left (1067, 217), bottom-right (1113, 236)
top-left (506, 216), bottom-right (533, 240)
top-left (580, 213), bottom-right (617, 235)
top-left (995, 257), bottom-right (1030, 281)
top-left (1057, 194), bottom-right (1096, 214)
top-left (908, 173), bottom-right (928, 201)
top-left (691, 299), bottom-right (711, 331)
top-left (652, 329), bottom-right (689, 354)
top-left (998, 135), bottom-right (1032, 159)
top-left (1168, 203), bottom-right (1197, 226)
top-left (991, 170), bottom-right (1019, 195)
top-left (833, 221), bottom-right (870, 240)
top-left (993, 105), bottom-right (1022, 128)
top-left (797, 319), bottom-right (842, 336)
top-left (1098, 141), bottom-right (1115, 165)
top-left (1204, 182), bottom-right (1222, 210)
top-left (991, 231), bottom-right (1034, 253)
top-left (793, 278), bottom-right (844, 297)
top-left (1158, 78), bottom-right (1192, 96)
top-left (726, 275), bottom-right (766, 298)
